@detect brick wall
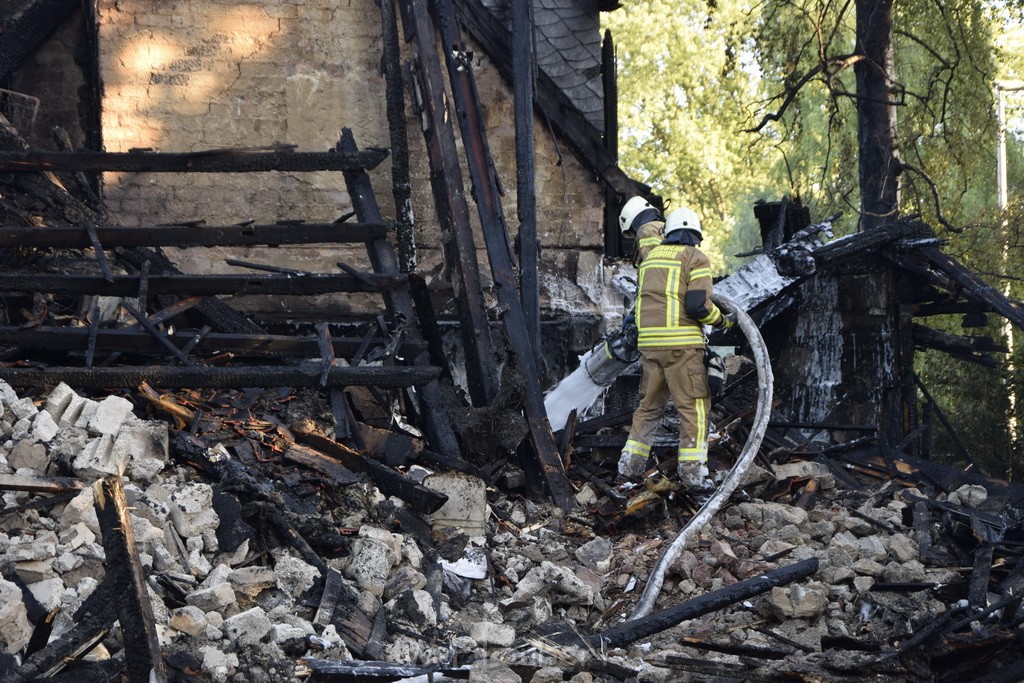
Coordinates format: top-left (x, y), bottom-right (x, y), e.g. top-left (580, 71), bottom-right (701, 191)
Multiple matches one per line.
top-left (93, 0), bottom-right (607, 318)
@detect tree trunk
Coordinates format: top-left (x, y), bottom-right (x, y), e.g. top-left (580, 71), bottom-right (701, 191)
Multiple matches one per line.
top-left (855, 0), bottom-right (900, 230)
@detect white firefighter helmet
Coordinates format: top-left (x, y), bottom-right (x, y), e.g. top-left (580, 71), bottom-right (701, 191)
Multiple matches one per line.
top-left (665, 206), bottom-right (703, 238)
top-left (619, 196), bottom-right (655, 233)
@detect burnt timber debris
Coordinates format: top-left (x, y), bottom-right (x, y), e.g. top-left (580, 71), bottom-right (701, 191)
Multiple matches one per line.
top-left (0, 1), bottom-right (1022, 683)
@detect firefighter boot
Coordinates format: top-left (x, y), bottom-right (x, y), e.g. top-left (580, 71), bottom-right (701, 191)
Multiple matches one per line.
top-left (617, 450), bottom-right (648, 480)
top-left (677, 460), bottom-right (712, 490)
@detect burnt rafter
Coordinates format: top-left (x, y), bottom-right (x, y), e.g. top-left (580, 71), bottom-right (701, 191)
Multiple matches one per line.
top-left (0, 272), bottom-right (406, 296)
top-left (0, 326), bottom-right (424, 358)
top-left (433, 0), bottom-right (575, 511)
top-left (403, 0), bottom-right (499, 407)
top-left (0, 364), bottom-right (441, 390)
top-left (0, 222), bottom-right (391, 248)
top-left (911, 323), bottom-right (1006, 367)
top-left (0, 146), bottom-right (388, 173)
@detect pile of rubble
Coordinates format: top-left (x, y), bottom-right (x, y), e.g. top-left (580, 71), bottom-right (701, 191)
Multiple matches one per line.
top-left (0, 380), bottom-right (1021, 682)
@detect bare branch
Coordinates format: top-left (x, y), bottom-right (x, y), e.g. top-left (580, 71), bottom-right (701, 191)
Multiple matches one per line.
top-left (745, 53), bottom-right (863, 133)
top-left (898, 161), bottom-right (962, 233)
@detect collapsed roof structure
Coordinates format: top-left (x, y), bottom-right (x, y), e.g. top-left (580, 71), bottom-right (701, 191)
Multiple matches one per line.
top-left (0, 0), bottom-right (1022, 681)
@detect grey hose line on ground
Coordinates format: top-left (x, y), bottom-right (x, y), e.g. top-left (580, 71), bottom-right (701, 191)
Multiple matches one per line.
top-left (627, 292), bottom-right (774, 620)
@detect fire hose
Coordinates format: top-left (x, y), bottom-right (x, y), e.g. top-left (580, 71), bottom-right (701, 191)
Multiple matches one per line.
top-left (626, 292), bottom-right (774, 620)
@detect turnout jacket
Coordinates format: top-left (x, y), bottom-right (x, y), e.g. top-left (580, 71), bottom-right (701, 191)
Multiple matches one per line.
top-left (636, 242), bottom-right (724, 349)
top-left (634, 220), bottom-right (665, 265)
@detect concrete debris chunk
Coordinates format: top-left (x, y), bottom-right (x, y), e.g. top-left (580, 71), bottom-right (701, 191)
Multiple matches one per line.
top-left (770, 582), bottom-right (829, 618)
top-left (112, 419), bottom-right (169, 482)
top-left (72, 434), bottom-right (123, 478)
top-left (274, 554), bottom-right (319, 599)
top-left (345, 530), bottom-right (401, 597)
top-left (575, 536), bottom-right (613, 574)
top-left (9, 397), bottom-right (39, 422)
top-left (223, 606), bottom-right (272, 645)
top-left (469, 620), bottom-right (516, 647)
top-left (31, 410), bottom-right (59, 443)
top-left (469, 658), bottom-right (522, 682)
top-left (424, 472), bottom-right (487, 537)
top-left (169, 483), bottom-right (220, 538)
top-left (186, 583), bottom-right (236, 612)
top-left (0, 576), bottom-right (31, 653)
top-left (8, 440), bottom-right (48, 471)
top-left (512, 560), bottom-right (595, 606)
top-left (948, 484), bottom-right (987, 507)
top-left (86, 395), bottom-right (134, 436)
top-left (169, 605), bottom-right (209, 635)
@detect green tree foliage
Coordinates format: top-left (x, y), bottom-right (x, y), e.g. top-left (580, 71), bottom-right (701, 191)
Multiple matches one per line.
top-left (603, 0), bottom-right (774, 270)
top-left (605, 0), bottom-right (1024, 476)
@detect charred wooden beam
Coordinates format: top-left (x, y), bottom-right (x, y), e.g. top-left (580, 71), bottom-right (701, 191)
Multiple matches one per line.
top-left (92, 476), bottom-right (167, 682)
top-left (913, 301), bottom-right (993, 317)
top-left (678, 636), bottom-right (793, 660)
top-left (283, 444), bottom-right (361, 486)
top-left (296, 431), bottom-right (449, 514)
top-left (0, 222), bottom-right (390, 248)
top-left (659, 655), bottom-right (782, 682)
top-left (921, 246), bottom-right (1024, 330)
top-left (511, 0), bottom-right (541, 367)
top-left (402, 0), bottom-right (499, 406)
top-left (911, 323), bottom-right (1003, 366)
top-left (117, 247), bottom-right (263, 335)
top-left (0, 474), bottom-right (84, 494)
top-left (338, 129), bottom-right (463, 464)
top-left (814, 218), bottom-right (933, 264)
top-left (585, 558), bottom-right (819, 649)
top-left (0, 326), bottom-right (425, 359)
top-left (969, 544), bottom-right (994, 607)
top-left (0, 363), bottom-right (441, 389)
top-left (912, 373), bottom-right (978, 470)
top-left (0, 0), bottom-right (79, 81)
top-left (431, 0), bottom-right (575, 510)
top-left (299, 659), bottom-right (469, 680)
top-left (0, 272), bottom-right (406, 296)
top-left (377, 0), bottom-right (416, 273)
top-left (0, 146), bottom-right (387, 173)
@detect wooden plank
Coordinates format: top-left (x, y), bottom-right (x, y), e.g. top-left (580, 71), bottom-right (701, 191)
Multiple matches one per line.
top-left (337, 129), bottom-right (463, 464)
top-left (0, 363), bottom-right (441, 390)
top-left (0, 326), bottom-right (424, 358)
top-left (0, 146), bottom-right (388, 173)
top-left (0, 222), bottom-right (390, 248)
top-left (921, 246), bottom-right (1024, 330)
top-left (968, 544), bottom-right (994, 607)
top-left (584, 558), bottom-right (819, 650)
top-left (283, 444), bottom-right (361, 485)
top-left (296, 432), bottom-right (449, 514)
top-left (511, 0), bottom-right (540, 366)
top-left (92, 477), bottom-right (167, 682)
top-left (0, 474), bottom-right (84, 494)
top-left (0, 272), bottom-right (406, 296)
top-left (400, 0), bottom-right (499, 407)
top-left (431, 0), bottom-right (575, 510)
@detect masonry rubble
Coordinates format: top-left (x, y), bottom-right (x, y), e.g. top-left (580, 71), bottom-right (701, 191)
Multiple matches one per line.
top-left (0, 380), bottom-right (1020, 682)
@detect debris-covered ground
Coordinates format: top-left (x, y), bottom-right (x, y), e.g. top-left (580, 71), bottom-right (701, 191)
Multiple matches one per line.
top-left (1, 378), bottom-right (1021, 682)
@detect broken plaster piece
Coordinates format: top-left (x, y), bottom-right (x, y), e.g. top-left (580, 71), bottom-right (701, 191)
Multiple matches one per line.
top-left (439, 547), bottom-right (488, 579)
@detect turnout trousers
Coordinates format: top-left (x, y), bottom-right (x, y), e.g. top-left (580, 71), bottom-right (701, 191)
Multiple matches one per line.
top-left (622, 346), bottom-right (710, 466)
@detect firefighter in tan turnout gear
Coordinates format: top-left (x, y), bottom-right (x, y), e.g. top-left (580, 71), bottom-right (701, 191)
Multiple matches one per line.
top-left (618, 196), bottom-right (664, 265)
top-left (617, 206), bottom-right (734, 488)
